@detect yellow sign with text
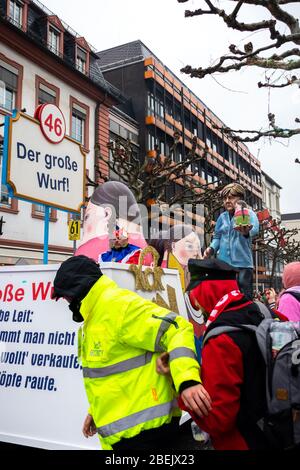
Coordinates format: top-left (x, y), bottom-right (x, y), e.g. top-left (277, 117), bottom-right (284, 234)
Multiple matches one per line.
top-left (68, 220), bottom-right (80, 240)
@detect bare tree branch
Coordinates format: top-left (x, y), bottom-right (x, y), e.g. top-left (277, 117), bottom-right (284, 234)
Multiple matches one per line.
top-left (214, 124), bottom-right (300, 142)
top-left (178, 0), bottom-right (300, 142)
top-left (255, 219), bottom-right (300, 285)
top-left (258, 75), bottom-right (299, 87)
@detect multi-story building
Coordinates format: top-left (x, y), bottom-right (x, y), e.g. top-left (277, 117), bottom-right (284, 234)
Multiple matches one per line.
top-left (0, 0), bottom-right (122, 265)
top-left (281, 213), bottom-right (300, 242)
top-left (261, 171), bottom-right (281, 221)
top-left (257, 171), bottom-right (283, 291)
top-left (108, 105), bottom-right (139, 181)
top-left (97, 40), bottom-right (263, 212)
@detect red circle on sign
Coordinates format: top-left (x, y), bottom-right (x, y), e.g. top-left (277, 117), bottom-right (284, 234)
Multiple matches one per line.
top-left (34, 103), bottom-right (44, 121)
top-left (39, 104), bottom-right (66, 144)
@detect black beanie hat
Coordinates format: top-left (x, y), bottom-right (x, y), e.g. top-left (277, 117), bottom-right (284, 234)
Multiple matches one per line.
top-left (187, 258), bottom-right (239, 291)
top-left (52, 255), bottom-right (102, 320)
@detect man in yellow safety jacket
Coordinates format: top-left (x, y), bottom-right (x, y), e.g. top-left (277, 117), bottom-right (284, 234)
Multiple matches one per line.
top-left (52, 255), bottom-right (211, 450)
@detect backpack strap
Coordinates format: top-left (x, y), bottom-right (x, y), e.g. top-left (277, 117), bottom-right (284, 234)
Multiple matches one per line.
top-left (202, 324), bottom-right (257, 347)
top-left (203, 301), bottom-right (272, 347)
top-left (281, 291), bottom-right (300, 302)
top-left (254, 318), bottom-right (274, 364)
top-left (203, 319), bottom-right (275, 408)
top-left (254, 300), bottom-right (273, 319)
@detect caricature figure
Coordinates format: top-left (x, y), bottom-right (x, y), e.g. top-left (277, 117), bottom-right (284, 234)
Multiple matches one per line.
top-left (76, 181), bottom-right (147, 261)
top-left (162, 224), bottom-right (202, 289)
top-left (99, 226), bottom-right (141, 265)
top-left (149, 225), bottom-right (205, 359)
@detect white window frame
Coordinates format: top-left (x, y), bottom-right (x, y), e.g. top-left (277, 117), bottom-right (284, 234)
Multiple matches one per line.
top-left (49, 26), bottom-right (60, 56)
top-left (38, 83), bottom-right (56, 105)
top-left (33, 203), bottom-right (45, 214)
top-left (9, 0), bottom-right (23, 28)
top-left (0, 61), bottom-right (18, 111)
top-left (72, 104), bottom-right (86, 144)
top-left (76, 47), bottom-right (87, 74)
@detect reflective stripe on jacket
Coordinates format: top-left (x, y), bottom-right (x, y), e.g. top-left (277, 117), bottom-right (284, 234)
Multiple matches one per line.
top-left (79, 275), bottom-right (200, 449)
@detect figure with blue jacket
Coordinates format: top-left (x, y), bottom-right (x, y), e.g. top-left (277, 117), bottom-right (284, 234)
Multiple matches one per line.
top-left (204, 183), bottom-right (259, 299)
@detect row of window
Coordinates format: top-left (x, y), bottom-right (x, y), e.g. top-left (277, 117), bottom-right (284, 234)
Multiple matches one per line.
top-left (146, 64), bottom-right (203, 111)
top-left (146, 97), bottom-right (262, 186)
top-left (109, 119), bottom-right (138, 144)
top-left (0, 59), bottom-right (89, 149)
top-left (6, 0), bottom-right (89, 75)
top-left (146, 62), bottom-right (250, 152)
top-left (0, 55), bottom-right (90, 217)
top-left (263, 188), bottom-right (280, 213)
top-left (147, 85), bottom-right (261, 183)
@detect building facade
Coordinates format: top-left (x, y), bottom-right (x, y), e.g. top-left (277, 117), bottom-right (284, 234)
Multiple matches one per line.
top-left (0, 0), bottom-right (121, 265)
top-left (281, 213), bottom-right (300, 242)
top-left (258, 171), bottom-right (283, 291)
top-left (261, 171), bottom-right (281, 221)
top-left (97, 40), bottom-right (263, 213)
top-left (108, 105), bottom-right (139, 181)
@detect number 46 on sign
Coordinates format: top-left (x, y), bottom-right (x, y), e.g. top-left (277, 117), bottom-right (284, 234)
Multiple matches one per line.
top-left (68, 220), bottom-right (80, 240)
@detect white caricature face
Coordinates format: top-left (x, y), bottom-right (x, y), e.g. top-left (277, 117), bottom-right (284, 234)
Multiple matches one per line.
top-left (82, 201), bottom-right (112, 244)
top-left (171, 232), bottom-right (202, 266)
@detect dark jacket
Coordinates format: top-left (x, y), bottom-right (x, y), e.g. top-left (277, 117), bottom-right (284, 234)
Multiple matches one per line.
top-left (180, 298), bottom-right (270, 450)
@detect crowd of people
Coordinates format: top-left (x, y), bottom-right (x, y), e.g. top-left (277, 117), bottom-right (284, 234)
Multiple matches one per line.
top-left (51, 182), bottom-right (300, 451)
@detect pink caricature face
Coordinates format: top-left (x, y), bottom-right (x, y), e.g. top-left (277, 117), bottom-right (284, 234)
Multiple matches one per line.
top-left (172, 231), bottom-right (202, 266)
top-left (223, 194), bottom-right (240, 213)
top-left (81, 201), bottom-right (112, 244)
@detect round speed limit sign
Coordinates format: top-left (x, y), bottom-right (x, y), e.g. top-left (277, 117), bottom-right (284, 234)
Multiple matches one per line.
top-left (39, 104), bottom-right (66, 144)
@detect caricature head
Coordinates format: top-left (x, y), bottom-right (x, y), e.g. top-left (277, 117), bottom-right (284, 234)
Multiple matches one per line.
top-left (166, 225), bottom-right (202, 267)
top-left (82, 181), bottom-right (141, 244)
top-left (82, 200), bottom-right (112, 244)
top-left (221, 183), bottom-right (245, 213)
top-left (110, 227), bottom-right (129, 249)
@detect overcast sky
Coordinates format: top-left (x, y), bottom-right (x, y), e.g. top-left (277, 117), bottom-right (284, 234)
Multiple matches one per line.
top-left (43, 0), bottom-right (300, 214)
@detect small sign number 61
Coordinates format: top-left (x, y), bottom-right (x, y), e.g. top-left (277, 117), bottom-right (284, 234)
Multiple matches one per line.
top-left (68, 220), bottom-right (80, 240)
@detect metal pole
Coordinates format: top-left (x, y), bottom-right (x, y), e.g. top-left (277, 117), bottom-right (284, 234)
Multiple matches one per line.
top-left (43, 205), bottom-right (50, 264)
top-left (72, 213), bottom-right (78, 254)
top-left (255, 241), bottom-right (258, 292)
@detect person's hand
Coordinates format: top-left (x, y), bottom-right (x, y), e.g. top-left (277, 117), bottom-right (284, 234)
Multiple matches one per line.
top-left (156, 352), bottom-right (170, 375)
top-left (82, 414), bottom-right (97, 438)
top-left (203, 247), bottom-right (213, 259)
top-left (234, 224), bottom-right (253, 236)
top-left (265, 288), bottom-right (277, 305)
top-left (181, 384), bottom-right (212, 418)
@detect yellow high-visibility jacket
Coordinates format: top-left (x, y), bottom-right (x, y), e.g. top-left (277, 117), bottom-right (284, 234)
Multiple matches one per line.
top-left (79, 275), bottom-right (201, 450)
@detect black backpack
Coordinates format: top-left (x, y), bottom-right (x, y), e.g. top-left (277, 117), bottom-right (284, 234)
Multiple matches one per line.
top-left (203, 302), bottom-right (300, 449)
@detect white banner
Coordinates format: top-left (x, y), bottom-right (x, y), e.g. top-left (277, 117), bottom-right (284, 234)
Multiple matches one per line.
top-left (0, 263), bottom-right (187, 449)
top-left (0, 264), bottom-right (98, 449)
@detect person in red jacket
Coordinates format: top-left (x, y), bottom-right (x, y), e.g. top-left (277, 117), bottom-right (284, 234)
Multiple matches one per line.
top-left (184, 258), bottom-right (274, 449)
top-left (157, 258), bottom-right (272, 450)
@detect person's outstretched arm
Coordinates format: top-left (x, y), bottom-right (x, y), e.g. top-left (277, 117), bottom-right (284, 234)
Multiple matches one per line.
top-left (119, 293), bottom-right (212, 417)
